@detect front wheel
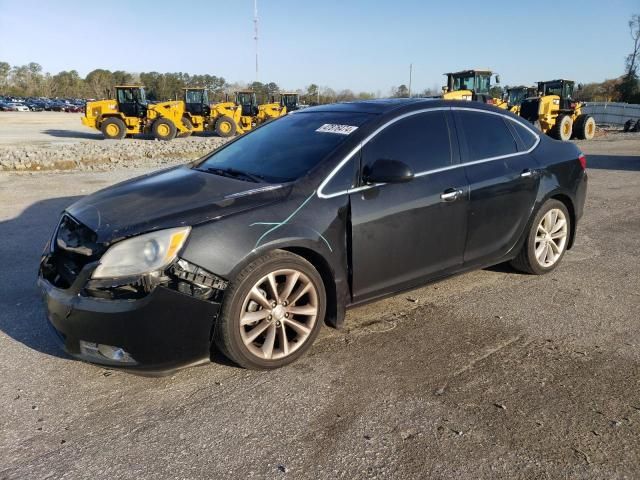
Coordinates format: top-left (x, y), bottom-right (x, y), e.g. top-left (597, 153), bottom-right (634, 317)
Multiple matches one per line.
top-left (152, 118), bottom-right (177, 141)
top-left (550, 114), bottom-right (573, 141)
top-left (214, 250), bottom-right (326, 369)
top-left (511, 199), bottom-right (571, 275)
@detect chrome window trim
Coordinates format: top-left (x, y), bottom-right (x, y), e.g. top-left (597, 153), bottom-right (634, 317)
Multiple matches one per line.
top-left (317, 106), bottom-right (540, 199)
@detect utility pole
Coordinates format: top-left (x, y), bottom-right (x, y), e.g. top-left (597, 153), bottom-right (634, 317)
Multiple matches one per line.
top-left (408, 63), bottom-right (412, 98)
top-left (254, 0), bottom-right (259, 83)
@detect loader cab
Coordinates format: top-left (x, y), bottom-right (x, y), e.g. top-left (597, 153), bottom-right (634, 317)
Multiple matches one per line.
top-left (236, 91), bottom-right (258, 117)
top-left (507, 86), bottom-right (537, 108)
top-left (279, 93), bottom-right (299, 112)
top-left (184, 88), bottom-right (210, 116)
top-left (115, 86), bottom-right (147, 118)
top-left (444, 69), bottom-right (497, 102)
top-left (538, 80), bottom-right (575, 110)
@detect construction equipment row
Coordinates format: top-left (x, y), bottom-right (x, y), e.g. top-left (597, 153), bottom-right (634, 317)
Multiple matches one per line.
top-left (442, 69), bottom-right (596, 141)
top-left (82, 86), bottom-right (300, 141)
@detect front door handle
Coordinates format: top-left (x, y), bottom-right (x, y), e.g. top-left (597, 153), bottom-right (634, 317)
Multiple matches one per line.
top-left (440, 188), bottom-right (464, 202)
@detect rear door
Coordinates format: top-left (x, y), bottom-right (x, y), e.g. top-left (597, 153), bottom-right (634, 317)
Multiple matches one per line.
top-left (350, 109), bottom-right (469, 301)
top-left (453, 109), bottom-right (541, 266)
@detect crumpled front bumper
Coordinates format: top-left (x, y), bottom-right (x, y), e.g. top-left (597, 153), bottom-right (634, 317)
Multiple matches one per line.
top-left (38, 264), bottom-right (221, 374)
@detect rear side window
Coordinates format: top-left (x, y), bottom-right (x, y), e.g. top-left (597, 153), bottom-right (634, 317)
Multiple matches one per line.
top-left (457, 111), bottom-right (518, 161)
top-left (510, 121), bottom-right (537, 150)
top-left (363, 111), bottom-right (452, 173)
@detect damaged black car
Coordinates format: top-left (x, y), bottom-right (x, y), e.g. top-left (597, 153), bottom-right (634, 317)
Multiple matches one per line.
top-left (39, 99), bottom-right (587, 372)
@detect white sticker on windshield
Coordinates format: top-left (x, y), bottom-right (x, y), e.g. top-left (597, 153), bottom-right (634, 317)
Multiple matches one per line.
top-left (316, 124), bottom-right (358, 135)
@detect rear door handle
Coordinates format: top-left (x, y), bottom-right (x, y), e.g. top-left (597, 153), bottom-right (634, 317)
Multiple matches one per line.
top-left (520, 169), bottom-right (536, 178)
top-left (440, 188), bottom-right (464, 202)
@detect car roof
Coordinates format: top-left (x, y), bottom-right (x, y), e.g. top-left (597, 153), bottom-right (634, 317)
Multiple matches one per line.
top-left (297, 98), bottom-right (519, 115)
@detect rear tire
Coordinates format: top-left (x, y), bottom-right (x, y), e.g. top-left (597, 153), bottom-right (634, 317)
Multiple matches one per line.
top-left (511, 199), bottom-right (571, 275)
top-left (550, 114), bottom-right (573, 141)
top-left (178, 117), bottom-right (193, 138)
top-left (215, 116), bottom-right (237, 137)
top-left (100, 117), bottom-right (126, 140)
top-left (152, 118), bottom-right (177, 141)
top-left (573, 114), bottom-right (596, 140)
top-left (214, 250), bottom-right (326, 370)
top-left (624, 119), bottom-right (634, 132)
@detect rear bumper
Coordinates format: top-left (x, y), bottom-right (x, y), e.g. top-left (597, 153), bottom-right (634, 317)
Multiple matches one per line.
top-left (38, 274), bottom-right (220, 374)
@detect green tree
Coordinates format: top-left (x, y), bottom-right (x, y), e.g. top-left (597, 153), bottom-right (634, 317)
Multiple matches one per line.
top-left (0, 61), bottom-right (9, 90)
top-left (392, 84), bottom-right (409, 98)
top-left (617, 14), bottom-right (640, 103)
top-left (85, 69), bottom-right (113, 99)
top-left (51, 70), bottom-right (84, 97)
top-left (306, 83), bottom-right (319, 104)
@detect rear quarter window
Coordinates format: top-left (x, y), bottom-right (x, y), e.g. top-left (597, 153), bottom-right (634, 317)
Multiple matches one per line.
top-left (510, 121), bottom-right (538, 150)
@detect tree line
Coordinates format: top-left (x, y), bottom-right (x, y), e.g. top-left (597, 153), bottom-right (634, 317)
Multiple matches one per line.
top-left (1, 15), bottom-right (637, 104)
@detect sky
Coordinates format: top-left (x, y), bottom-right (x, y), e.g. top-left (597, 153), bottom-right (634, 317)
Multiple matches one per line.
top-left (0, 0), bottom-right (637, 94)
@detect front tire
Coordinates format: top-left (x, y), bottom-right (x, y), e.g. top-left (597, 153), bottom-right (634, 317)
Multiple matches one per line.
top-left (178, 117), bottom-right (193, 138)
top-left (550, 114), bottom-right (573, 141)
top-left (214, 250), bottom-right (326, 369)
top-left (511, 199), bottom-right (571, 275)
top-left (214, 116), bottom-right (237, 137)
top-left (100, 117), bottom-right (126, 140)
top-left (152, 118), bottom-right (177, 141)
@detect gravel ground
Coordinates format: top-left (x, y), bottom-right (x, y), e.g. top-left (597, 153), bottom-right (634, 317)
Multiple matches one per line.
top-left (0, 112), bottom-right (230, 171)
top-left (0, 117), bottom-right (639, 479)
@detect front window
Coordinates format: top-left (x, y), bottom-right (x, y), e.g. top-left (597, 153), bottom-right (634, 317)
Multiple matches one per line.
top-left (186, 90), bottom-right (204, 104)
top-left (237, 92), bottom-right (255, 106)
top-left (195, 111), bottom-right (374, 183)
top-left (475, 74), bottom-right (490, 94)
top-left (452, 74), bottom-right (475, 91)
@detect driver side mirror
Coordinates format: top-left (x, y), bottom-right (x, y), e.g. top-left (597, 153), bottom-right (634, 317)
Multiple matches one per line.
top-left (363, 159), bottom-right (414, 184)
top-left (495, 74), bottom-right (501, 84)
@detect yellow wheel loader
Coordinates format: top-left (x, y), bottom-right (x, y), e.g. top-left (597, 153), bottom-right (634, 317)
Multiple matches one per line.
top-left (81, 86), bottom-right (191, 141)
top-left (278, 92), bottom-right (301, 112)
top-left (505, 86), bottom-right (538, 114)
top-left (210, 90), bottom-right (287, 138)
top-left (519, 80), bottom-right (596, 141)
top-left (442, 69), bottom-right (508, 109)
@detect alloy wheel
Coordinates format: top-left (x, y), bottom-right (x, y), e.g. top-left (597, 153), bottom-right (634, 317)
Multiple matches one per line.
top-left (534, 208), bottom-right (568, 267)
top-left (239, 269), bottom-right (319, 360)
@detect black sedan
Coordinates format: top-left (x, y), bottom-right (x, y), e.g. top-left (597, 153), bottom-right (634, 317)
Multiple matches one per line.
top-left (38, 99), bottom-right (587, 372)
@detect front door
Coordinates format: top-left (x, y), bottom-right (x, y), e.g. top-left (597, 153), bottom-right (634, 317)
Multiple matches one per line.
top-left (350, 109), bottom-right (469, 301)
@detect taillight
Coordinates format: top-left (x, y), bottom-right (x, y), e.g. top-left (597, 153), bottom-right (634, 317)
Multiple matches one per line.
top-left (578, 153), bottom-right (587, 170)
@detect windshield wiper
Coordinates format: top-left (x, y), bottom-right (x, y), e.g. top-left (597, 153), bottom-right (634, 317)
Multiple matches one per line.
top-left (199, 167), bottom-right (264, 183)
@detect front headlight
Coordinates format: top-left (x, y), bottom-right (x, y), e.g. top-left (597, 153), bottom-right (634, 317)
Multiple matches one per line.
top-left (92, 227), bottom-right (191, 279)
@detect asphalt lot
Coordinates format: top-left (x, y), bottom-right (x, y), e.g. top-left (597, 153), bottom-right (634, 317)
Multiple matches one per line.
top-left (1, 136), bottom-right (639, 479)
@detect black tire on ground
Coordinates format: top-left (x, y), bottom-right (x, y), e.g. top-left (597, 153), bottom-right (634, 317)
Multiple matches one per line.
top-left (549, 114), bottom-right (573, 141)
top-left (178, 117), bottom-right (193, 138)
top-left (573, 114), bottom-right (596, 140)
top-left (214, 115), bottom-right (237, 137)
top-left (214, 250), bottom-right (326, 370)
top-left (100, 117), bottom-right (127, 140)
top-left (623, 119), bottom-right (634, 132)
top-left (510, 199), bottom-right (571, 275)
top-left (152, 118), bottom-right (177, 141)
top-left (633, 119), bottom-right (640, 133)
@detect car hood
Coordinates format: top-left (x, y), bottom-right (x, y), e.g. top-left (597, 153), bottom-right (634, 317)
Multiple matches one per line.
top-left (66, 166), bottom-right (290, 244)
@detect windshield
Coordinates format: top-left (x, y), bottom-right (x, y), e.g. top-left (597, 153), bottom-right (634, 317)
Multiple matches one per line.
top-left (195, 111), bottom-right (374, 183)
top-left (508, 89), bottom-right (525, 105)
top-left (186, 90), bottom-right (204, 103)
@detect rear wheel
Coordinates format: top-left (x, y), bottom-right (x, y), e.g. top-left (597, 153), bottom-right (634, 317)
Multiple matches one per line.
top-left (100, 117), bottom-right (126, 140)
top-left (215, 116), bottom-right (237, 137)
top-left (511, 199), bottom-right (571, 275)
top-left (550, 114), bottom-right (573, 141)
top-left (573, 114), bottom-right (596, 140)
top-left (178, 117), bottom-right (193, 138)
top-left (624, 119), bottom-right (634, 132)
top-left (152, 118), bottom-right (177, 141)
top-left (214, 250), bottom-right (326, 370)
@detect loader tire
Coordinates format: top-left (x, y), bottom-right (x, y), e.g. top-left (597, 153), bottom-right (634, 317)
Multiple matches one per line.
top-left (178, 117), bottom-right (193, 138)
top-left (550, 114), bottom-right (573, 141)
top-left (215, 116), bottom-right (237, 137)
top-left (152, 118), bottom-right (177, 141)
top-left (573, 114), bottom-right (596, 140)
top-left (623, 119), bottom-right (634, 132)
top-left (101, 117), bottom-right (126, 140)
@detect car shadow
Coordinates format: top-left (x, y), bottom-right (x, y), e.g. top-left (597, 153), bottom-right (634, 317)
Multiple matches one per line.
top-left (586, 154), bottom-right (640, 172)
top-left (0, 195), bottom-right (83, 359)
top-left (483, 262), bottom-right (529, 275)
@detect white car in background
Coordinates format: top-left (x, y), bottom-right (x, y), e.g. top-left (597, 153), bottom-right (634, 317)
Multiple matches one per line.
top-left (7, 102), bottom-right (29, 112)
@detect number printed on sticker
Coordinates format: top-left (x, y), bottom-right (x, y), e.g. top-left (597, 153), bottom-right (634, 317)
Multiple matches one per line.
top-left (316, 124), bottom-right (359, 135)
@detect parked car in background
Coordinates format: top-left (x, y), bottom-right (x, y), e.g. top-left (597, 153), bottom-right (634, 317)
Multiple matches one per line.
top-left (6, 102), bottom-right (30, 112)
top-left (39, 99), bottom-right (588, 373)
